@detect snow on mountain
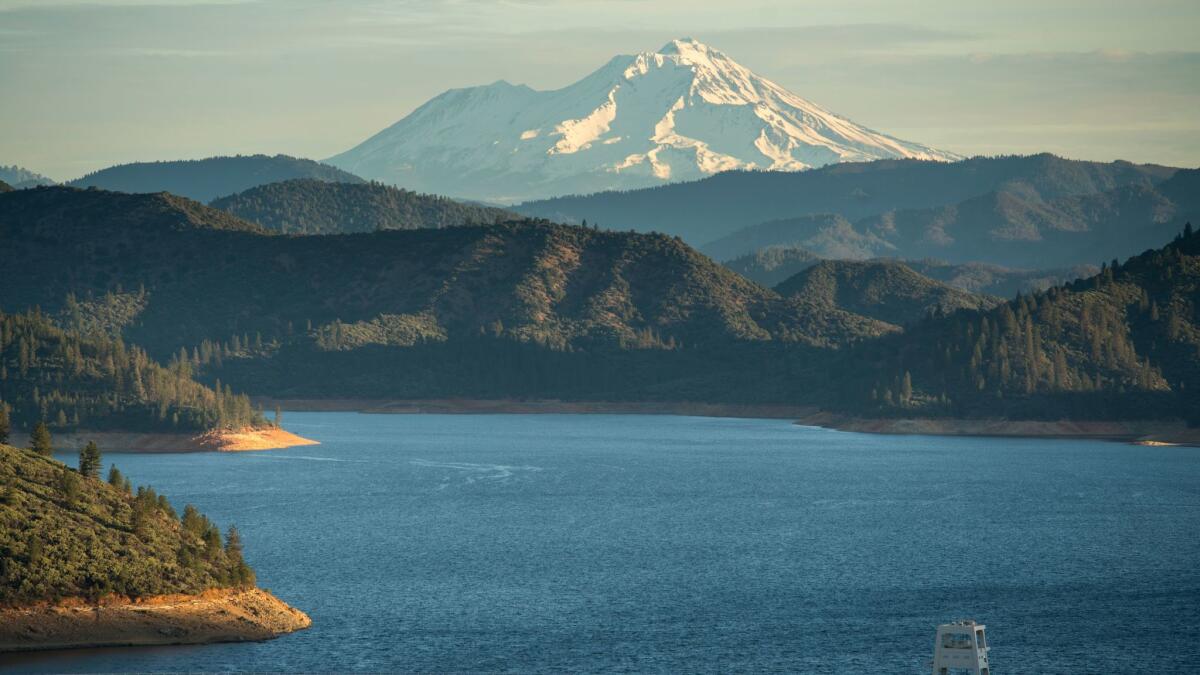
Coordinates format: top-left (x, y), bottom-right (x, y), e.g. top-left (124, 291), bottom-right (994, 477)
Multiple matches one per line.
top-left (328, 38), bottom-right (961, 203)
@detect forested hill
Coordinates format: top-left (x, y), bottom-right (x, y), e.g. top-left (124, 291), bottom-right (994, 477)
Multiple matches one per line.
top-left (0, 180), bottom-right (10, 193)
top-left (67, 155), bottom-right (364, 203)
top-left (833, 224), bottom-right (1200, 421)
top-left (775, 260), bottom-right (1002, 327)
top-left (0, 309), bottom-right (265, 434)
top-left (0, 185), bottom-right (896, 352)
top-left (723, 246), bottom-right (822, 288)
top-left (209, 179), bottom-right (515, 234)
top-left (3, 186), bottom-right (266, 238)
top-left (7, 184), bottom-right (1200, 420)
top-left (0, 185), bottom-right (897, 402)
top-left (0, 443), bottom-right (253, 604)
top-left (515, 154), bottom-right (1178, 246)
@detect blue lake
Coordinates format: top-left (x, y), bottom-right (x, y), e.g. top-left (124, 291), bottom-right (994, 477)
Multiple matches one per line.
top-left (9, 413), bottom-right (1200, 672)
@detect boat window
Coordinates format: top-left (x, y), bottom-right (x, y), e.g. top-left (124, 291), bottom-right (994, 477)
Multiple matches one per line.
top-left (941, 631), bottom-right (975, 649)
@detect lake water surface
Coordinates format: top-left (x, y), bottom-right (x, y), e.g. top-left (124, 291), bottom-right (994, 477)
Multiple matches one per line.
top-left (11, 413), bottom-right (1200, 672)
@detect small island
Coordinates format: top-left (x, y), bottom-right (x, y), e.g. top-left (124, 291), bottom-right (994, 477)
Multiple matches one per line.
top-left (0, 442), bottom-right (310, 652)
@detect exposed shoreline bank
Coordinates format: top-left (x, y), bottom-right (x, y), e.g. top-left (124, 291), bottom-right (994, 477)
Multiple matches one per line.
top-left (251, 397), bottom-right (819, 419)
top-left (254, 397), bottom-right (1197, 445)
top-left (7, 427), bottom-right (318, 454)
top-left (0, 588), bottom-right (311, 653)
top-left (795, 411), bottom-right (1200, 446)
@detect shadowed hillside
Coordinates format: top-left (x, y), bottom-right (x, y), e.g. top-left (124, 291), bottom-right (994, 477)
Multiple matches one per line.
top-left (722, 246), bottom-right (822, 288)
top-left (0, 187), bottom-right (892, 403)
top-left (830, 224), bottom-right (1200, 421)
top-left (775, 260), bottom-right (1002, 327)
top-left (67, 155), bottom-right (363, 203)
top-left (516, 154), bottom-right (1178, 246)
top-left (210, 179), bottom-right (515, 234)
top-left (702, 214), bottom-right (890, 261)
top-left (902, 260), bottom-right (1099, 299)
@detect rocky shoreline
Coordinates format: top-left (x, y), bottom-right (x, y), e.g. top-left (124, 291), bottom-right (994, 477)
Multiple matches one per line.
top-left (0, 589), bottom-right (311, 653)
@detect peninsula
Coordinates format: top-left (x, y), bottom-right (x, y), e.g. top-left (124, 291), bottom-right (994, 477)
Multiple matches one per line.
top-left (0, 443), bottom-right (310, 652)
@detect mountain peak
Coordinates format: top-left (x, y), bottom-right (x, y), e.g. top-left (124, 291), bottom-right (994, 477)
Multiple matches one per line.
top-left (328, 39), bottom-right (960, 203)
top-left (657, 36), bottom-right (712, 56)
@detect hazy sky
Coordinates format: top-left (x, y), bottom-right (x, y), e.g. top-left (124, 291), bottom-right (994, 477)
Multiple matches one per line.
top-left (2, 0), bottom-right (1198, 180)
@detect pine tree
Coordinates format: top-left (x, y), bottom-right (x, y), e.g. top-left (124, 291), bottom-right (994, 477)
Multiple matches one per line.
top-left (273, 405), bottom-right (283, 429)
top-left (29, 421), bottom-right (53, 457)
top-left (107, 464), bottom-right (124, 488)
top-left (226, 525), bottom-right (243, 561)
top-left (0, 402), bottom-right (9, 444)
top-left (78, 441), bottom-right (102, 480)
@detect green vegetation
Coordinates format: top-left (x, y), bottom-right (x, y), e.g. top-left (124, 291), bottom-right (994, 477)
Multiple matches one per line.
top-left (0, 309), bottom-right (265, 434)
top-left (29, 422), bottom-right (52, 457)
top-left (835, 224), bottom-right (1200, 421)
top-left (210, 179), bottom-right (515, 234)
top-left (67, 154), bottom-right (363, 203)
top-left (4, 183), bottom-right (1200, 424)
top-left (774, 260), bottom-right (1002, 327)
top-left (0, 443), bottom-right (253, 604)
top-left (78, 441), bottom-right (101, 479)
top-left (722, 245), bottom-right (822, 287)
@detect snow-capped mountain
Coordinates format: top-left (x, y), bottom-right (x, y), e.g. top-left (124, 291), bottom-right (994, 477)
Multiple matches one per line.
top-left (328, 38), bottom-right (960, 203)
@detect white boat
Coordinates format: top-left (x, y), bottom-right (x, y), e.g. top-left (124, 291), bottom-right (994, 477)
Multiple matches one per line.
top-left (931, 619), bottom-right (990, 675)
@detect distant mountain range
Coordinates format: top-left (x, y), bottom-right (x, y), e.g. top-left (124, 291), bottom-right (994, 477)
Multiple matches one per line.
top-left (327, 38), bottom-right (958, 203)
top-left (701, 167), bottom-right (1199, 268)
top-left (0, 164), bottom-right (55, 189)
top-left (67, 154), bottom-right (363, 203)
top-left (210, 179), bottom-right (515, 235)
top-left (516, 154), bottom-right (1180, 249)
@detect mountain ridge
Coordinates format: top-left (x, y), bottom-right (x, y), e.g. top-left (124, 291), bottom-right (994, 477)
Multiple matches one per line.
top-left (209, 180), bottom-right (516, 235)
top-left (67, 155), bottom-right (364, 203)
top-left (517, 154), bottom-right (1180, 247)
